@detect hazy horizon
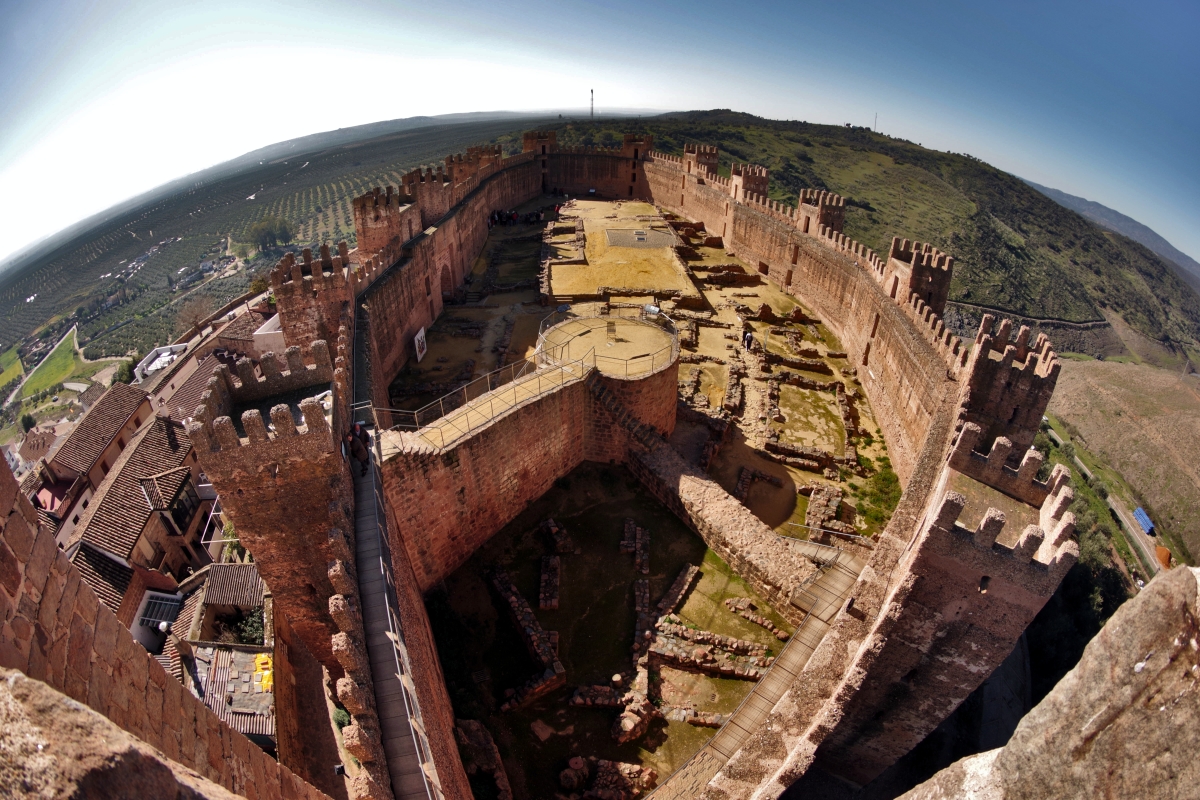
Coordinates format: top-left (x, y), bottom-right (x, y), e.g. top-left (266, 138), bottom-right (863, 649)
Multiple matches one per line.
top-left (1, 0), bottom-right (1196, 265)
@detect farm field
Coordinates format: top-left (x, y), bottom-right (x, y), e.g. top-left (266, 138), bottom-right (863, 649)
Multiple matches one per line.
top-left (1048, 358), bottom-right (1200, 560)
top-left (21, 328), bottom-right (120, 397)
top-left (0, 115), bottom-right (562, 359)
top-left (0, 346), bottom-right (22, 388)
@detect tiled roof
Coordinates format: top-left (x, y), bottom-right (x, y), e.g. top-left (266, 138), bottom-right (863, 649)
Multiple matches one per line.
top-left (78, 382), bottom-right (106, 409)
top-left (19, 428), bottom-right (58, 463)
top-left (158, 355), bottom-right (220, 422)
top-left (215, 310), bottom-right (268, 344)
top-left (70, 415), bottom-right (192, 560)
top-left (19, 463), bottom-right (42, 498)
top-left (50, 383), bottom-right (148, 476)
top-left (173, 582), bottom-right (205, 640)
top-left (204, 563), bottom-right (264, 607)
top-left (71, 542), bottom-right (133, 613)
top-left (138, 466), bottom-right (191, 511)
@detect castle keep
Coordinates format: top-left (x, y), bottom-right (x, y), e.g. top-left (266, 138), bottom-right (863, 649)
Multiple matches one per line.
top-left (0, 129), bottom-right (1078, 800)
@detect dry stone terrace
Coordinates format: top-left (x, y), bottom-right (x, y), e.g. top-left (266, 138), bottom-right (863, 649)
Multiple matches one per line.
top-left (1, 128), bottom-right (1084, 800)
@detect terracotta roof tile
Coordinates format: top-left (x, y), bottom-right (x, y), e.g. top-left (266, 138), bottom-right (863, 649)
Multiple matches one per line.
top-left (158, 355), bottom-right (220, 422)
top-left (204, 563), bottom-right (265, 607)
top-left (78, 382), bottom-right (106, 409)
top-left (138, 466), bottom-right (191, 511)
top-left (19, 428), bottom-right (58, 463)
top-left (70, 415), bottom-right (192, 560)
top-left (71, 542), bottom-right (133, 613)
top-left (215, 311), bottom-right (268, 344)
top-left (50, 383), bottom-right (148, 476)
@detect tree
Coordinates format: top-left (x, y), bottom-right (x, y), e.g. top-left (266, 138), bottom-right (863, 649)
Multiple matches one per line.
top-left (247, 216), bottom-right (293, 251)
top-left (114, 359), bottom-right (135, 385)
top-left (176, 296), bottom-right (214, 336)
top-left (20, 413), bottom-right (35, 432)
top-left (248, 275), bottom-right (269, 295)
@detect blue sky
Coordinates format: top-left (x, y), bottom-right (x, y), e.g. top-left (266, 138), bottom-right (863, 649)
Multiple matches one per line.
top-left (0, 0), bottom-right (1196, 264)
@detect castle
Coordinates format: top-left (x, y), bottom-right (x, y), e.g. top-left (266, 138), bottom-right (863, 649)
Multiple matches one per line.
top-left (0, 129), bottom-right (1080, 800)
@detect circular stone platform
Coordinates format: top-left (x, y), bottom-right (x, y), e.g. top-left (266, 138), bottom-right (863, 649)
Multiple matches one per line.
top-left (539, 316), bottom-right (677, 379)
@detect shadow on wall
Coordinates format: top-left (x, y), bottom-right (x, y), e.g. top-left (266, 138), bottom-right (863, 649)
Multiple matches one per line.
top-left (779, 635), bottom-right (1032, 800)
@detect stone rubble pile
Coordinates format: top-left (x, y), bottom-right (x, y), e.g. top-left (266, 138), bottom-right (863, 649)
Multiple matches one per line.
top-left (492, 569), bottom-right (566, 711)
top-left (649, 633), bottom-right (771, 680)
top-left (611, 692), bottom-right (659, 746)
top-left (723, 353), bottom-right (746, 414)
top-left (570, 685), bottom-right (625, 708)
top-left (540, 555), bottom-right (561, 610)
top-left (724, 597), bottom-right (790, 640)
top-left (655, 615), bottom-right (767, 655)
top-left (803, 484), bottom-right (857, 535)
top-left (588, 758), bottom-right (658, 798)
top-left (662, 704), bottom-right (728, 728)
top-left (542, 517), bottom-right (575, 554)
top-left (763, 351), bottom-right (833, 374)
top-left (455, 719), bottom-right (514, 800)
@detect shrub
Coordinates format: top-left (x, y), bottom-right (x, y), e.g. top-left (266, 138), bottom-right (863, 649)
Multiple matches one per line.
top-left (333, 707), bottom-right (351, 730)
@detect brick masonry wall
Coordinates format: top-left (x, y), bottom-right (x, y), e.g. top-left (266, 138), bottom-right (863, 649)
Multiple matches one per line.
top-left (380, 379), bottom-right (589, 591)
top-left (362, 160), bottom-right (542, 411)
top-left (642, 159), bottom-right (956, 485)
top-left (381, 506), bottom-right (474, 800)
top-left (0, 458), bottom-right (330, 800)
top-left (546, 153), bottom-right (650, 199)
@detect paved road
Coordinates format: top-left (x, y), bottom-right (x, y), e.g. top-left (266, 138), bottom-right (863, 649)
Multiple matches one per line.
top-left (1107, 495), bottom-right (1160, 578)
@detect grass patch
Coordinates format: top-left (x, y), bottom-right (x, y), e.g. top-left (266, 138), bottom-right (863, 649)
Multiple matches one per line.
top-left (0, 346), bottom-right (23, 387)
top-left (22, 330), bottom-right (81, 397)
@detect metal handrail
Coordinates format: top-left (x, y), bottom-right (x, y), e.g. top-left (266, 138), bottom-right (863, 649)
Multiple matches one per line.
top-left (363, 441), bottom-right (443, 800)
top-left (535, 308), bottom-right (680, 380)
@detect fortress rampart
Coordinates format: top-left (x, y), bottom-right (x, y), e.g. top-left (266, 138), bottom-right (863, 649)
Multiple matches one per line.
top-left (8, 130), bottom-right (1085, 800)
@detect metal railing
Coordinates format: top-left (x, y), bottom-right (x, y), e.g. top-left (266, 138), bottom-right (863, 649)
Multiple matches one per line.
top-left (536, 307), bottom-right (680, 379)
top-left (375, 307), bottom-right (681, 445)
top-left (362, 440), bottom-right (443, 800)
top-left (385, 350), bottom-right (596, 449)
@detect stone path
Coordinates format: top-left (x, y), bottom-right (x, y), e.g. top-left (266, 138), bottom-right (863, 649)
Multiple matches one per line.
top-left (354, 458), bottom-right (441, 799)
top-left (648, 539), bottom-right (866, 799)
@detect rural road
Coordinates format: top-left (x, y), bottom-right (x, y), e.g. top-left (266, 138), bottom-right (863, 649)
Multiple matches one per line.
top-left (1107, 494), bottom-right (1160, 579)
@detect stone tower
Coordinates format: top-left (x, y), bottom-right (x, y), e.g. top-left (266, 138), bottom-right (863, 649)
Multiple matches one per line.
top-left (808, 314), bottom-right (1076, 786)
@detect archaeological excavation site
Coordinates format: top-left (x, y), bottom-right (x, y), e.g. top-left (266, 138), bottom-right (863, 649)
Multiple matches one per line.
top-left (10, 129), bottom-right (1138, 800)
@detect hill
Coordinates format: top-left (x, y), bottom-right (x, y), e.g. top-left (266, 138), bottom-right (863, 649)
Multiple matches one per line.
top-left (1023, 180), bottom-right (1200, 293)
top-left (547, 111), bottom-right (1200, 355)
top-left (4, 108), bottom-right (1199, 366)
top-left (0, 114), bottom-right (571, 360)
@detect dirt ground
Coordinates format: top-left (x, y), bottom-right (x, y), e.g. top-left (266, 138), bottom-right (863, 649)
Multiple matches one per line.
top-left (424, 463), bottom-right (792, 800)
top-left (1049, 358), bottom-right (1200, 556)
top-left (550, 200), bottom-right (699, 299)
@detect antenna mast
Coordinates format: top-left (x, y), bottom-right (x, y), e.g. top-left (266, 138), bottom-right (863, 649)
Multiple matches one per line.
top-left (591, 89), bottom-right (594, 119)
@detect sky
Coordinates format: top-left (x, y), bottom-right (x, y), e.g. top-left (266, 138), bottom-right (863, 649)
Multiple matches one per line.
top-left (0, 0), bottom-right (1197, 264)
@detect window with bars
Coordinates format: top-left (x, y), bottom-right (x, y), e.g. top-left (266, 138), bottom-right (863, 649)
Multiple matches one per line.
top-left (139, 594), bottom-right (182, 630)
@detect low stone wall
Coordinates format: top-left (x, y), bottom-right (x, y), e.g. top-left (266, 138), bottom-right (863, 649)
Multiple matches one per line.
top-left (629, 444), bottom-right (816, 625)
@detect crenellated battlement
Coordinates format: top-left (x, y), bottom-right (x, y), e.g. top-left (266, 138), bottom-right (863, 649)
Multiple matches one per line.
top-left (949, 421), bottom-right (1071, 507)
top-left (924, 485), bottom-right (1078, 589)
top-left (269, 243), bottom-right (353, 297)
top-left (886, 237), bottom-right (954, 315)
top-left (960, 314), bottom-right (1060, 456)
top-left (683, 143), bottom-right (720, 176)
top-left (187, 394), bottom-right (334, 464)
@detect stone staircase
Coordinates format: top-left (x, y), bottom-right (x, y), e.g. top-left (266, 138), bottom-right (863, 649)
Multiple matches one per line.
top-left (584, 370), bottom-right (665, 452)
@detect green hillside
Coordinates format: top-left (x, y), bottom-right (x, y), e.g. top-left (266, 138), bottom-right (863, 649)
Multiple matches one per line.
top-left (3, 110), bottom-right (1196, 363)
top-left (0, 116), bottom-right (561, 360)
top-left (545, 112), bottom-right (1200, 350)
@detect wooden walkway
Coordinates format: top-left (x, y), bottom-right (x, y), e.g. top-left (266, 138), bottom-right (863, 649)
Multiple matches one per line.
top-left (649, 541), bottom-right (867, 798)
top-left (354, 458), bottom-right (441, 800)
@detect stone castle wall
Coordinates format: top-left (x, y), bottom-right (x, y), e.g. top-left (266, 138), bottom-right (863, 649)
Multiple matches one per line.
top-left (643, 156), bottom-right (961, 485)
top-left (0, 458), bottom-right (330, 800)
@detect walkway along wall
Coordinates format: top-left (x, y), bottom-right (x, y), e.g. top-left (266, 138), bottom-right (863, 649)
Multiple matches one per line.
top-left (0, 454), bottom-right (331, 800)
